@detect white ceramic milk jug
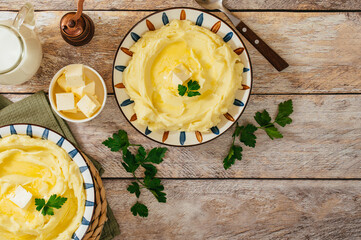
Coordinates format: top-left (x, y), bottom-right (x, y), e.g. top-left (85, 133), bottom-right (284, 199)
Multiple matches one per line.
top-left (0, 3), bottom-right (42, 85)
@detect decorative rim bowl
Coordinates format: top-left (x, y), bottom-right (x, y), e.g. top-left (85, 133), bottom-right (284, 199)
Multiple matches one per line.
top-left (0, 124), bottom-right (95, 240)
top-left (49, 64), bottom-right (107, 123)
top-left (112, 7), bottom-right (253, 147)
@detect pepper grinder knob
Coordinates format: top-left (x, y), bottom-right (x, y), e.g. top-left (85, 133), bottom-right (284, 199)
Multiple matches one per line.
top-left (60, 0), bottom-right (94, 46)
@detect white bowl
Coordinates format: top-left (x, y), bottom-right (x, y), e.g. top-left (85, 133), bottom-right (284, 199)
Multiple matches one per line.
top-left (49, 64), bottom-right (107, 123)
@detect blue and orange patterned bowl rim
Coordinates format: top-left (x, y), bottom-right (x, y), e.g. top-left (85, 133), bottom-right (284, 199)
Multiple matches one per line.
top-left (112, 7), bottom-right (253, 147)
top-left (0, 124), bottom-right (95, 240)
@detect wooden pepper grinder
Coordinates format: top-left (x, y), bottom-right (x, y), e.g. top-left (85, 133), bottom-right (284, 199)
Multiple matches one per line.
top-left (60, 0), bottom-right (94, 46)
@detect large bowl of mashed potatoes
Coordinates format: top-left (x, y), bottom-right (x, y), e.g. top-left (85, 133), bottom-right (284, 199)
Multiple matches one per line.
top-left (113, 8), bottom-right (252, 146)
top-left (0, 124), bottom-right (94, 240)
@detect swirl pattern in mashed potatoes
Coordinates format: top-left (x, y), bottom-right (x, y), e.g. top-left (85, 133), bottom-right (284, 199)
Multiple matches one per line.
top-left (0, 135), bottom-right (86, 240)
top-left (123, 19), bottom-right (244, 132)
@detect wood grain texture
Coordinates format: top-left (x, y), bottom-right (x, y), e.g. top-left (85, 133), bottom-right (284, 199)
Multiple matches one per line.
top-left (0, 12), bottom-right (360, 94)
top-left (4, 94), bottom-right (361, 179)
top-left (236, 21), bottom-right (290, 71)
top-left (0, 0), bottom-right (360, 11)
top-left (1, 2), bottom-right (360, 238)
top-left (104, 179), bottom-right (361, 239)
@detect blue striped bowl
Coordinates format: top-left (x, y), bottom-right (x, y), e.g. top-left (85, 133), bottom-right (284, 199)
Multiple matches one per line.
top-left (113, 8), bottom-right (252, 146)
top-left (0, 124), bottom-right (95, 240)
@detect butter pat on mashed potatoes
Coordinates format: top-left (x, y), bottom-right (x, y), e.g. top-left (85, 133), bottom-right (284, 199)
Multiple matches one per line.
top-left (9, 185), bottom-right (33, 209)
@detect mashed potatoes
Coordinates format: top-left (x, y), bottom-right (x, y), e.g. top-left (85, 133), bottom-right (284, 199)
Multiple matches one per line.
top-left (123, 19), bottom-right (243, 132)
top-left (0, 135), bottom-right (86, 240)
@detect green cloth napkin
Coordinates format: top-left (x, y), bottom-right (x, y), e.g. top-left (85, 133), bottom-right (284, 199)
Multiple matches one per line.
top-left (0, 91), bottom-right (120, 240)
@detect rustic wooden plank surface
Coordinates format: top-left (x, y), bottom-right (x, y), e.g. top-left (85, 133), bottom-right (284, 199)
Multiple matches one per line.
top-left (1, 1), bottom-right (361, 238)
top-left (0, 11), bottom-right (360, 94)
top-left (4, 94), bottom-right (361, 179)
top-left (104, 179), bottom-right (361, 239)
top-left (1, 0), bottom-right (360, 11)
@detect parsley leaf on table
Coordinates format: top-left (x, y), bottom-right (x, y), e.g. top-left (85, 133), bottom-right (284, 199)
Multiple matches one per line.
top-left (254, 110), bottom-right (271, 127)
top-left (127, 182), bottom-right (141, 198)
top-left (122, 149), bottom-right (140, 173)
top-left (102, 130), bottom-right (130, 152)
top-left (232, 123), bottom-right (242, 137)
top-left (144, 147), bottom-right (167, 164)
top-left (265, 125), bottom-right (283, 140)
top-left (223, 144), bottom-right (243, 170)
top-left (275, 99), bottom-right (293, 127)
top-left (144, 176), bottom-right (167, 203)
top-left (239, 124), bottom-right (257, 148)
top-left (142, 163), bottom-right (158, 178)
top-left (223, 100), bottom-right (294, 169)
top-left (131, 202), bottom-right (148, 217)
top-left (256, 100), bottom-right (293, 139)
top-left (103, 129), bottom-right (168, 217)
top-left (35, 194), bottom-right (67, 216)
top-left (135, 146), bottom-right (147, 163)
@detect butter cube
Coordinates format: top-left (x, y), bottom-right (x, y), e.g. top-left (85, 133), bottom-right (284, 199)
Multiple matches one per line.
top-left (57, 74), bottom-right (71, 92)
top-left (77, 94), bottom-right (101, 118)
top-left (72, 81), bottom-right (95, 99)
top-left (65, 64), bottom-right (85, 90)
top-left (171, 64), bottom-right (192, 86)
top-left (9, 186), bottom-right (32, 209)
top-left (72, 86), bottom-right (84, 99)
top-left (56, 93), bottom-right (76, 111)
top-left (83, 81), bottom-right (95, 96)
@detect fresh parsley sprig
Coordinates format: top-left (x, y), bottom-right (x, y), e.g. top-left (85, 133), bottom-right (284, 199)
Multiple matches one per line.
top-left (35, 194), bottom-right (67, 216)
top-left (103, 130), bottom-right (167, 217)
top-left (178, 80), bottom-right (201, 97)
top-left (224, 100), bottom-right (293, 169)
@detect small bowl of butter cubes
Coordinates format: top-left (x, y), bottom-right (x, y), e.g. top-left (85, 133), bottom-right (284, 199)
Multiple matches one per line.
top-left (49, 64), bottom-right (107, 122)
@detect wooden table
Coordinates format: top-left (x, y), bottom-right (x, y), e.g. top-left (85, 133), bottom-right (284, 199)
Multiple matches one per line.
top-left (1, 0), bottom-right (361, 239)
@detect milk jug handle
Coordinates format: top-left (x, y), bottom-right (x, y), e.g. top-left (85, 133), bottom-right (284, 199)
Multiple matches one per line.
top-left (13, 3), bottom-right (35, 30)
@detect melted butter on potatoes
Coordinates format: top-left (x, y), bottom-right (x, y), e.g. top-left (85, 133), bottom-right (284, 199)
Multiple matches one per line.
top-left (0, 135), bottom-right (85, 240)
top-left (123, 19), bottom-right (243, 132)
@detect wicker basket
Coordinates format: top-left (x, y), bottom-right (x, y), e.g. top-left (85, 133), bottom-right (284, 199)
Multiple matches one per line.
top-left (82, 154), bottom-right (108, 240)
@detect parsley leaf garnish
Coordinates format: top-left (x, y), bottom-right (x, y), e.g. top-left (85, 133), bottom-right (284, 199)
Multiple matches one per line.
top-left (131, 202), bottom-right (148, 217)
top-left (178, 80), bottom-right (201, 97)
top-left (35, 194), bottom-right (67, 216)
top-left (187, 80), bottom-right (200, 91)
top-left (103, 129), bottom-right (167, 217)
top-left (187, 91), bottom-right (201, 97)
top-left (178, 85), bottom-right (187, 96)
top-left (224, 100), bottom-right (293, 169)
